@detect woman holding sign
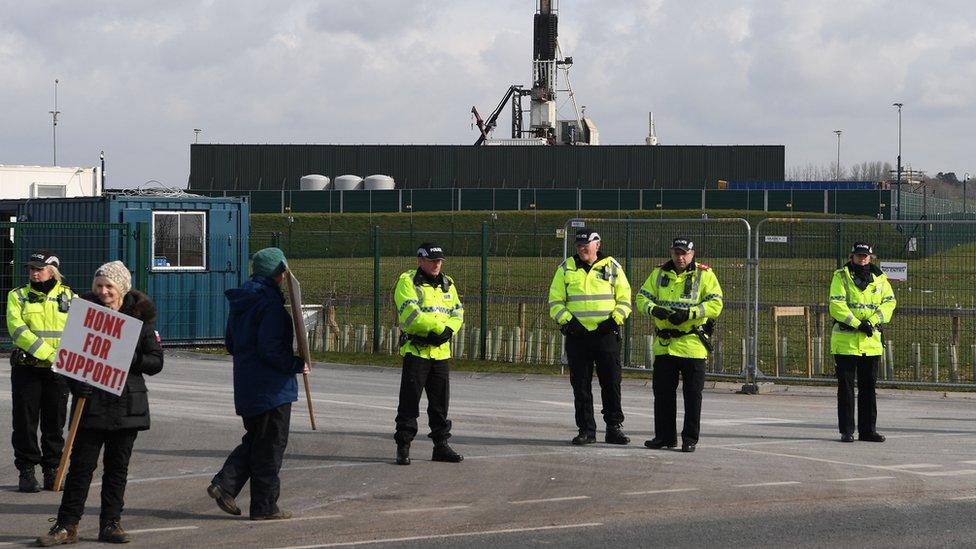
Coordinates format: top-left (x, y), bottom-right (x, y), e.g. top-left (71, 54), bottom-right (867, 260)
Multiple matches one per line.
top-left (37, 261), bottom-right (163, 546)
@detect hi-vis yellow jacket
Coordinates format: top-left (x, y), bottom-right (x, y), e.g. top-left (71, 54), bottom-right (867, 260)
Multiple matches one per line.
top-left (636, 261), bottom-right (723, 359)
top-left (548, 254), bottom-right (632, 331)
top-left (394, 269), bottom-right (463, 360)
top-left (6, 281), bottom-right (75, 367)
top-left (829, 263), bottom-right (896, 356)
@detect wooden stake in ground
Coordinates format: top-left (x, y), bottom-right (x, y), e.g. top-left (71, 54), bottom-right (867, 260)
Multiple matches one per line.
top-left (285, 269), bottom-right (316, 430)
top-left (53, 397), bottom-right (86, 492)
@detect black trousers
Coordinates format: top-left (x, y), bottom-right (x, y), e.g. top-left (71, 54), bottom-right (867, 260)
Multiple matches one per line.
top-left (10, 364), bottom-right (68, 470)
top-left (394, 354), bottom-right (451, 445)
top-left (652, 354), bottom-right (706, 444)
top-left (565, 331), bottom-right (624, 436)
top-left (57, 427), bottom-right (138, 525)
top-left (213, 403), bottom-right (291, 517)
top-left (835, 354), bottom-right (879, 436)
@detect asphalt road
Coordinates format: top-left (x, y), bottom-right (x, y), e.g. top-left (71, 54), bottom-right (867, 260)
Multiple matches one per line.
top-left (2, 351), bottom-right (976, 548)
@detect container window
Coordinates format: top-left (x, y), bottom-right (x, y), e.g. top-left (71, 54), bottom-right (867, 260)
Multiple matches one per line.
top-left (152, 211), bottom-right (206, 270)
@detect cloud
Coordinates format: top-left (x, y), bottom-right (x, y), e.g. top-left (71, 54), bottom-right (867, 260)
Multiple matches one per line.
top-left (1, 0), bottom-right (975, 186)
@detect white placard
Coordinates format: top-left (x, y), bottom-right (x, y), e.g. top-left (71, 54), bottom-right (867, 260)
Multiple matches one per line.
top-left (908, 237), bottom-right (917, 252)
top-left (764, 235), bottom-right (788, 243)
top-left (880, 261), bottom-right (908, 281)
top-left (52, 300), bottom-right (142, 396)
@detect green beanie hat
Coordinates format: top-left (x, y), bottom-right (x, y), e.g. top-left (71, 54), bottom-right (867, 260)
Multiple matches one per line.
top-left (252, 247), bottom-right (288, 278)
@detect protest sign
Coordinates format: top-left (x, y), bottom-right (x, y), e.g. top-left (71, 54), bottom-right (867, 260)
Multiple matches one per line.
top-left (286, 269), bottom-right (317, 430)
top-left (53, 299), bottom-right (142, 396)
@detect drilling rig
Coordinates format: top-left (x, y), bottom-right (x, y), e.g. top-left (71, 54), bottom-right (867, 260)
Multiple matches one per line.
top-left (472, 0), bottom-right (598, 146)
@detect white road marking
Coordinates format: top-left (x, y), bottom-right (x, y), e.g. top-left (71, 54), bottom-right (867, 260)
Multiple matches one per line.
top-left (0, 540), bottom-right (35, 547)
top-left (828, 476), bottom-right (895, 482)
top-left (248, 515), bottom-right (343, 524)
top-left (723, 447), bottom-right (966, 478)
top-left (623, 488), bottom-right (700, 496)
top-left (914, 470), bottom-right (976, 477)
top-left (702, 417), bottom-right (795, 426)
top-left (734, 481), bottom-right (802, 488)
top-left (951, 496), bottom-right (976, 501)
top-left (508, 495), bottom-right (590, 505)
top-left (885, 464), bottom-right (942, 470)
top-left (381, 505), bottom-right (470, 515)
top-left (127, 526), bottom-right (200, 534)
top-left (961, 460), bottom-right (976, 465)
top-left (269, 522), bottom-right (604, 548)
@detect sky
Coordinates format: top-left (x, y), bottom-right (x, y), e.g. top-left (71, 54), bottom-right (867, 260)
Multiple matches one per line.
top-left (2, 0), bottom-right (975, 188)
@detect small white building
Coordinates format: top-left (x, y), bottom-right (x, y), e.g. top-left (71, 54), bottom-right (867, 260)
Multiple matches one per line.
top-left (0, 165), bottom-right (101, 199)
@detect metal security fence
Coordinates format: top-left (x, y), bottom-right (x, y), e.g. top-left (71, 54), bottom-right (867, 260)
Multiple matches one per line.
top-left (562, 218), bottom-right (752, 375)
top-left (0, 222), bottom-right (130, 347)
top-left (754, 218), bottom-right (976, 386)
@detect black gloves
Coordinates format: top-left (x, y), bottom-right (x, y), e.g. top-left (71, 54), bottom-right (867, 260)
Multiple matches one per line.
top-left (70, 381), bottom-right (93, 399)
top-left (858, 321), bottom-right (874, 337)
top-left (650, 306), bottom-right (671, 320)
top-left (560, 317), bottom-right (587, 337)
top-left (667, 308), bottom-right (690, 325)
top-left (428, 326), bottom-right (454, 345)
top-left (597, 318), bottom-right (619, 335)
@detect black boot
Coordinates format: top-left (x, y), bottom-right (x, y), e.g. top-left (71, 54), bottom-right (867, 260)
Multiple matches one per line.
top-left (207, 482), bottom-right (242, 515)
top-left (858, 432), bottom-right (886, 442)
top-left (571, 432), bottom-right (597, 445)
top-left (18, 466), bottom-right (40, 493)
top-left (643, 438), bottom-right (677, 449)
top-left (43, 467), bottom-right (57, 491)
top-left (432, 443), bottom-right (463, 463)
top-left (396, 443), bottom-right (411, 465)
top-left (605, 425), bottom-right (630, 445)
top-left (98, 519), bottom-right (130, 544)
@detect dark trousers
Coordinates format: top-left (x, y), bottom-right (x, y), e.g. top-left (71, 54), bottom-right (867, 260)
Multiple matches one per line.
top-left (11, 365), bottom-right (68, 470)
top-left (835, 354), bottom-right (879, 436)
top-left (565, 331), bottom-right (624, 435)
top-left (57, 427), bottom-right (138, 525)
top-left (652, 354), bottom-right (707, 444)
top-left (394, 354), bottom-right (451, 445)
top-left (213, 403), bottom-right (291, 517)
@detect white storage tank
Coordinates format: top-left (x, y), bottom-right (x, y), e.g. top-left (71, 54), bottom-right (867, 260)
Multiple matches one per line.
top-left (299, 174), bottom-right (330, 190)
top-left (333, 174), bottom-right (363, 191)
top-left (363, 174), bottom-right (395, 190)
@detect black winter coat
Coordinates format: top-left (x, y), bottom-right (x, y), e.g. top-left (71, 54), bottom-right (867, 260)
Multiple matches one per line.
top-left (70, 290), bottom-right (164, 431)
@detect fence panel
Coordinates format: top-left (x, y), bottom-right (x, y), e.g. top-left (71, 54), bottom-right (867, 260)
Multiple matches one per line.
top-left (754, 218), bottom-right (976, 386)
top-left (563, 218), bottom-right (752, 376)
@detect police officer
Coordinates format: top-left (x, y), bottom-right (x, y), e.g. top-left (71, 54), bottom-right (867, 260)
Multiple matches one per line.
top-left (6, 250), bottom-right (74, 492)
top-left (829, 242), bottom-right (896, 443)
top-left (393, 243), bottom-right (464, 465)
top-left (548, 228), bottom-right (632, 445)
top-left (637, 237), bottom-right (723, 453)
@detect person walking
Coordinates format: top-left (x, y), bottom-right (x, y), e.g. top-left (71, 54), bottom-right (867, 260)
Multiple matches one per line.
top-left (548, 228), bottom-right (632, 445)
top-left (207, 247), bottom-right (308, 520)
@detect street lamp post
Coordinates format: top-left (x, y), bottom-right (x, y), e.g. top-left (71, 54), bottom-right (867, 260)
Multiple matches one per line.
top-left (893, 102), bottom-right (903, 219)
top-left (49, 79), bottom-right (61, 166)
top-left (965, 172), bottom-right (970, 215)
top-left (193, 128), bottom-right (202, 144)
top-left (834, 130), bottom-right (842, 180)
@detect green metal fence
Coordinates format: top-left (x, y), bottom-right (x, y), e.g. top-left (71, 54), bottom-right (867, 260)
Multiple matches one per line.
top-left (0, 222), bottom-right (130, 347)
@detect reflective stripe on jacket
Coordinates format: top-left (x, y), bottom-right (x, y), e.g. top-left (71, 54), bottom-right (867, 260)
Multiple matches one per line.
top-left (829, 265), bottom-right (896, 356)
top-left (394, 269), bottom-right (464, 360)
top-left (6, 281), bottom-right (74, 366)
top-left (636, 261), bottom-right (723, 359)
top-left (548, 254), bottom-right (632, 330)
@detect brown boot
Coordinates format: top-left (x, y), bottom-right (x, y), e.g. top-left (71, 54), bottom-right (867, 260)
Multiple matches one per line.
top-left (98, 519), bottom-right (130, 544)
top-left (35, 521), bottom-right (78, 546)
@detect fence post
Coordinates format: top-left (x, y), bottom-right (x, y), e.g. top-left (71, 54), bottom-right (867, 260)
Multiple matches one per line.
top-left (623, 222), bottom-right (633, 368)
top-left (885, 341), bottom-right (894, 380)
top-left (930, 343), bottom-right (939, 382)
top-left (372, 226), bottom-right (380, 353)
top-left (480, 221), bottom-right (489, 360)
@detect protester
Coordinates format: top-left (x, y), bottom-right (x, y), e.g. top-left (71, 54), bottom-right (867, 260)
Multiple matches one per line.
top-left (208, 247), bottom-right (307, 520)
top-left (37, 261), bottom-right (163, 545)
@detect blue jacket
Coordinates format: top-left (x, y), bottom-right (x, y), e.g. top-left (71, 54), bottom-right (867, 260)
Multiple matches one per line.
top-left (225, 276), bottom-right (303, 417)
